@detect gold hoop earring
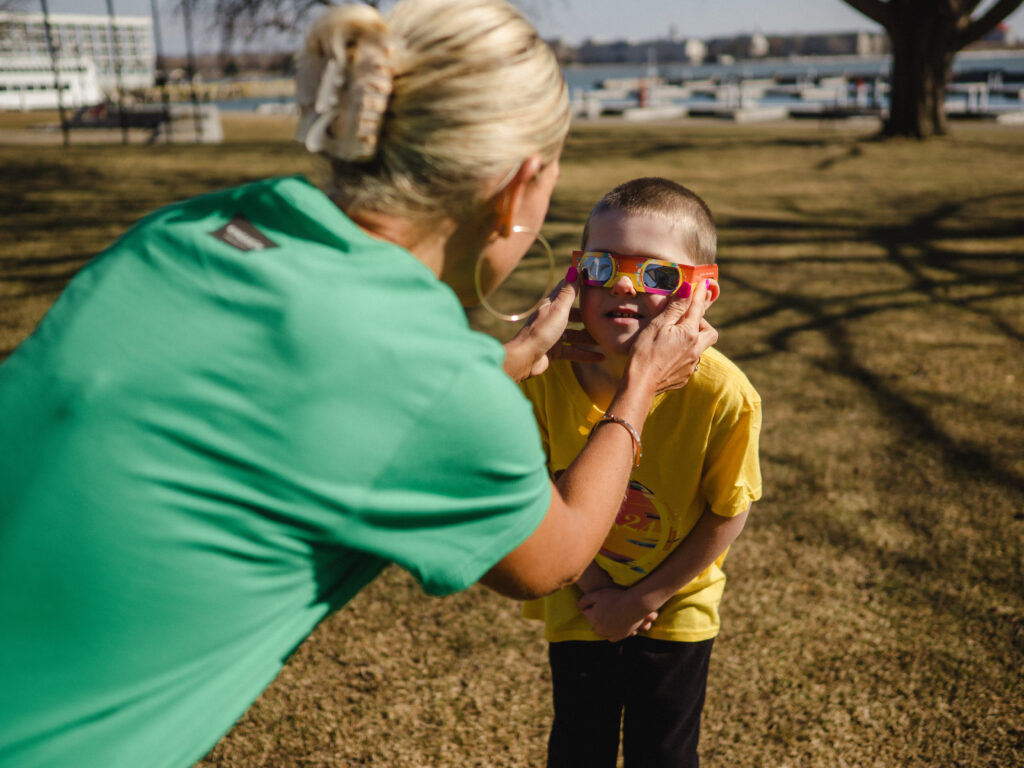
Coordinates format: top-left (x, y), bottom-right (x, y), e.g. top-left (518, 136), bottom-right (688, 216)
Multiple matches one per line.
top-left (474, 225), bottom-right (556, 323)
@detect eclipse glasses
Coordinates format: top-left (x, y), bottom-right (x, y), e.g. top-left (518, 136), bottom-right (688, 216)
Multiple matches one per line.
top-left (571, 250), bottom-right (718, 297)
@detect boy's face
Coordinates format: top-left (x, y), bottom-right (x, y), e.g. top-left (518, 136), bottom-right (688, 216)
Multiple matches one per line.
top-left (580, 209), bottom-right (700, 358)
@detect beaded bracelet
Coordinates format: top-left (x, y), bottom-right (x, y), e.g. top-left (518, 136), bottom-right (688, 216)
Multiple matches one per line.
top-left (594, 413), bottom-right (643, 468)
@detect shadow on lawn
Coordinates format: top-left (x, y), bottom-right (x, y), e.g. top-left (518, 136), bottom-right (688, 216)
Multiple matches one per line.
top-left (712, 193), bottom-right (1024, 665)
top-left (729, 191), bottom-right (1024, 480)
top-left (720, 190), bottom-right (1024, 619)
top-left (0, 147), bottom-right (289, 240)
top-left (561, 129), bottom-right (845, 165)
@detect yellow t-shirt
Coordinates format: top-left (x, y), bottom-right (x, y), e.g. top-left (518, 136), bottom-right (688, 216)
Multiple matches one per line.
top-left (520, 348), bottom-right (762, 642)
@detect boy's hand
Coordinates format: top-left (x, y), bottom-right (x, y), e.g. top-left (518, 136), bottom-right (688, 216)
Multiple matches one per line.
top-left (503, 280), bottom-right (604, 382)
top-left (578, 587), bottom-right (659, 643)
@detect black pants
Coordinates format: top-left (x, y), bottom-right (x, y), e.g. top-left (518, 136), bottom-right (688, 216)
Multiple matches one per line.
top-left (547, 637), bottom-right (714, 768)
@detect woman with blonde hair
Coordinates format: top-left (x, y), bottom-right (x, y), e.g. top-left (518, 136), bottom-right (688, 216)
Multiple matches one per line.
top-left (0, 1), bottom-right (716, 766)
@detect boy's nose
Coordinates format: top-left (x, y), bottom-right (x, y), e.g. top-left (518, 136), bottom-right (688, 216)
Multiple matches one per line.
top-left (609, 275), bottom-right (637, 296)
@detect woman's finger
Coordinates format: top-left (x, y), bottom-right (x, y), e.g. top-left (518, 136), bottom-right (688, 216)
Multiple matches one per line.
top-left (526, 280), bottom-right (576, 340)
top-left (650, 277), bottom-right (709, 327)
top-left (676, 278), bottom-right (710, 327)
top-left (696, 319), bottom-right (719, 354)
top-left (546, 277), bottom-right (579, 308)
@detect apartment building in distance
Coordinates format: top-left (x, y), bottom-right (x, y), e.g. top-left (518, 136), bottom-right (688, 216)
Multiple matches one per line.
top-left (0, 10), bottom-right (153, 110)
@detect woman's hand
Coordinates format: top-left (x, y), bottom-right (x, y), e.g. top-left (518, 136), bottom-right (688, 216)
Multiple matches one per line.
top-left (503, 279), bottom-right (604, 382)
top-left (625, 279), bottom-right (719, 395)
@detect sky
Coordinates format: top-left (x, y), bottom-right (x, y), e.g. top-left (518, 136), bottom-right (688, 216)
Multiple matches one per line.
top-left (32, 0), bottom-right (1024, 56)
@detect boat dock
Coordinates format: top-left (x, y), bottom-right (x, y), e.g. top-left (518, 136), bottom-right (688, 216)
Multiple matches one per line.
top-left (572, 69), bottom-right (1024, 123)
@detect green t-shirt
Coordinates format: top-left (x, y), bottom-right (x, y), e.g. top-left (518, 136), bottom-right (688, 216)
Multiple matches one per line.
top-left (0, 177), bottom-right (550, 768)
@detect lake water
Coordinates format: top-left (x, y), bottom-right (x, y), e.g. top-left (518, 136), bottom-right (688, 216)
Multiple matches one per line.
top-left (561, 50), bottom-right (1024, 90)
top-left (563, 51), bottom-right (1024, 116)
top-left (215, 50), bottom-right (1024, 113)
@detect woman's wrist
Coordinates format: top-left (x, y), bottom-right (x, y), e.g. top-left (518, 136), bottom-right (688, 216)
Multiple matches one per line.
top-left (620, 355), bottom-right (662, 398)
top-left (593, 414), bottom-right (643, 468)
top-left (605, 370), bottom-right (657, 436)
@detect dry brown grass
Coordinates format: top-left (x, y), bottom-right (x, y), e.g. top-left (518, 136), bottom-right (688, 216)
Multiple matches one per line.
top-left (2, 113), bottom-right (1022, 767)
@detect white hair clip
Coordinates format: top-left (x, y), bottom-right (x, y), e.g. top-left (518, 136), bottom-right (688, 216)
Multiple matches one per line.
top-left (295, 9), bottom-right (393, 162)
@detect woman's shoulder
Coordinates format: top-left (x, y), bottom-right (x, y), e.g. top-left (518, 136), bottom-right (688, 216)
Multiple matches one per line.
top-left (119, 176), bottom-right (323, 244)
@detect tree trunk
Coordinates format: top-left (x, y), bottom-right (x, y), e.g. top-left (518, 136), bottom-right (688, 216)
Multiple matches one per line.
top-left (841, 0), bottom-right (1024, 139)
top-left (883, 7), bottom-right (955, 138)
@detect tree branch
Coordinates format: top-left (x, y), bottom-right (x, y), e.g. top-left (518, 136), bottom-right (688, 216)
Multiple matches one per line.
top-left (955, 0), bottom-right (1023, 48)
top-left (840, 0), bottom-right (893, 27)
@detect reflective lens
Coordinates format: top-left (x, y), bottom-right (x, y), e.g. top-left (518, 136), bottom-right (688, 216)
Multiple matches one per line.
top-left (641, 263), bottom-right (681, 294)
top-left (579, 253), bottom-right (614, 285)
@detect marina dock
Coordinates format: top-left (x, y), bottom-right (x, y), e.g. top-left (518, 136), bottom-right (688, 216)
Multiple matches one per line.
top-left (566, 53), bottom-right (1024, 123)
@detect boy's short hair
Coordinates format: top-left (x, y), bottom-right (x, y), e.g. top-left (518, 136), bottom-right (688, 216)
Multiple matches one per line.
top-left (581, 177), bottom-right (717, 265)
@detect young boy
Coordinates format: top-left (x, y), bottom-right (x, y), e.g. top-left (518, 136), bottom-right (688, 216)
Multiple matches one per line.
top-left (520, 177), bottom-right (762, 768)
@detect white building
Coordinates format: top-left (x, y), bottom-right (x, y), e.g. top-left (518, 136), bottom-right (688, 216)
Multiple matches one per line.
top-left (0, 53), bottom-right (104, 111)
top-left (0, 10), bottom-right (154, 109)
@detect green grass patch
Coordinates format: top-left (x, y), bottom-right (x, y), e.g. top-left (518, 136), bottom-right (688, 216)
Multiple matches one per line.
top-left (2, 113), bottom-right (1022, 767)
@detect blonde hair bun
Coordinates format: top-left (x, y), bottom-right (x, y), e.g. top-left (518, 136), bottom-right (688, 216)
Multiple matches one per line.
top-left (294, 4), bottom-right (393, 162)
top-left (296, 0), bottom-right (570, 223)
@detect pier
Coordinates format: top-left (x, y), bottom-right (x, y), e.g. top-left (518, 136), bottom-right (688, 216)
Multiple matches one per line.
top-left (570, 65), bottom-right (1024, 123)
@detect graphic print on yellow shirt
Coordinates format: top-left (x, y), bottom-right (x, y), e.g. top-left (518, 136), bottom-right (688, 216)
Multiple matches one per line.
top-left (596, 479), bottom-right (680, 578)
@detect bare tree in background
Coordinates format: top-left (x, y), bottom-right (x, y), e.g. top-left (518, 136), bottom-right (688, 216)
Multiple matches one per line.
top-left (842, 0), bottom-right (1024, 138)
top-left (178, 0), bottom-right (552, 55)
top-left (188, 0), bottom-right (380, 50)
top-left (206, 0), bottom-right (333, 49)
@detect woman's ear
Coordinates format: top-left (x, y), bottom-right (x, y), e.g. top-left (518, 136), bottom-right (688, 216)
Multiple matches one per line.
top-left (491, 155), bottom-right (544, 238)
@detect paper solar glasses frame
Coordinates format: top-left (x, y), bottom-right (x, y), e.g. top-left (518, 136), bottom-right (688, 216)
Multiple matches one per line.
top-left (571, 250), bottom-right (718, 297)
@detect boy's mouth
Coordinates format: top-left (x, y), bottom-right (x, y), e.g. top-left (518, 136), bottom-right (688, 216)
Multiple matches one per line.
top-left (607, 307), bottom-right (642, 320)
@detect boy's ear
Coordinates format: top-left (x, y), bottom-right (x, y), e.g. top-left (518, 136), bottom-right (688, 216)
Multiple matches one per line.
top-left (491, 155), bottom-right (544, 238)
top-left (705, 278), bottom-right (720, 305)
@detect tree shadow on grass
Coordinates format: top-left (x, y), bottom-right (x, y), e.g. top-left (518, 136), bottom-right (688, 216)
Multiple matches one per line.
top-left (0, 253), bottom-right (93, 291)
top-left (727, 191), bottom-right (1024, 481)
top-left (0, 145), bottom-right (297, 240)
top-left (720, 189), bottom-right (1024, 657)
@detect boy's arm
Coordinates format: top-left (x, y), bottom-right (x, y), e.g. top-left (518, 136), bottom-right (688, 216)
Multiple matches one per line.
top-left (628, 504), bottom-right (750, 614)
top-left (577, 505), bottom-right (750, 641)
top-left (576, 560), bottom-right (616, 593)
